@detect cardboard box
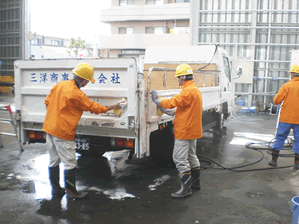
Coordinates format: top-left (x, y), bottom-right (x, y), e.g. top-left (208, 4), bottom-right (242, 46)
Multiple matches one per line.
top-left (143, 63), bottom-right (217, 90)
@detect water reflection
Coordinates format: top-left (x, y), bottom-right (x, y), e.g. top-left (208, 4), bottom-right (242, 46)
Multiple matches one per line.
top-left (31, 150), bottom-right (137, 203)
top-left (30, 149), bottom-right (174, 223)
top-left (87, 186), bottom-right (136, 200)
top-left (230, 132), bottom-right (275, 145)
top-left (22, 180), bottom-right (36, 193)
top-left (148, 175), bottom-right (170, 191)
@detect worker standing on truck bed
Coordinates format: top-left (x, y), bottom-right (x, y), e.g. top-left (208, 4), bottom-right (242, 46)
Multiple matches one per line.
top-left (269, 64), bottom-right (299, 170)
top-left (151, 64), bottom-right (202, 198)
top-left (43, 62), bottom-right (121, 200)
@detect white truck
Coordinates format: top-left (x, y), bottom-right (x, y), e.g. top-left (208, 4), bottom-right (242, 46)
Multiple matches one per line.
top-left (14, 45), bottom-right (236, 159)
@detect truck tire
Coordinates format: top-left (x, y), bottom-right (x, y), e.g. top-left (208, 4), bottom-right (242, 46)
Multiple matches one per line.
top-left (128, 149), bottom-right (134, 160)
top-left (150, 123), bottom-right (174, 158)
top-left (213, 112), bottom-right (224, 143)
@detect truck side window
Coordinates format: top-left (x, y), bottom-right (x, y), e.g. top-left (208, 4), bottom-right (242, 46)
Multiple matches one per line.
top-left (223, 56), bottom-right (231, 82)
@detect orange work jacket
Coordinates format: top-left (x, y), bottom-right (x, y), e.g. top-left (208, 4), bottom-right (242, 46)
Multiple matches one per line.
top-left (43, 79), bottom-right (108, 141)
top-left (160, 80), bottom-right (203, 140)
top-left (274, 76), bottom-right (299, 124)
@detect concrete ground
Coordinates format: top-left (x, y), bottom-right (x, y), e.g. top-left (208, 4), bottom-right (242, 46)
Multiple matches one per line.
top-left (0, 93), bottom-right (297, 224)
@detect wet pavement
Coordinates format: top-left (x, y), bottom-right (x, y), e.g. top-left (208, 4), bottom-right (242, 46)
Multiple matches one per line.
top-left (0, 94), bottom-right (297, 223)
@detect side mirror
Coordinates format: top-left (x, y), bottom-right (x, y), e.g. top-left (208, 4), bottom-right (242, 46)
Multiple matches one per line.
top-left (236, 65), bottom-right (243, 78)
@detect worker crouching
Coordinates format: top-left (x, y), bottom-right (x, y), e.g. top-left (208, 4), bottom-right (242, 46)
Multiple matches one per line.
top-left (42, 62), bottom-right (121, 200)
top-left (151, 64), bottom-right (203, 198)
top-left (269, 64), bottom-right (299, 170)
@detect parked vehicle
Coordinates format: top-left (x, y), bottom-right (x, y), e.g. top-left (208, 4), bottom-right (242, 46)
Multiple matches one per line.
top-left (14, 45), bottom-right (236, 159)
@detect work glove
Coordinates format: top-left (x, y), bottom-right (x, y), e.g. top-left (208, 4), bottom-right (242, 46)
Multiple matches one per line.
top-left (151, 89), bottom-right (161, 105)
top-left (114, 102), bottom-right (122, 109)
top-left (158, 105), bottom-right (176, 116)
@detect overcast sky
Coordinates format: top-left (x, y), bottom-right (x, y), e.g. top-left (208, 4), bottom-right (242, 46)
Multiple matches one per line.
top-left (30, 0), bottom-right (111, 43)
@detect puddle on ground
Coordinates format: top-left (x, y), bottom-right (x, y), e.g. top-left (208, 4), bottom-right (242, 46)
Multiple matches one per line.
top-left (20, 150), bottom-right (139, 201)
top-left (22, 180), bottom-right (36, 193)
top-left (220, 179), bottom-right (282, 207)
top-left (87, 186), bottom-right (136, 200)
top-left (0, 172), bottom-right (22, 191)
top-left (148, 175), bottom-right (170, 191)
top-left (246, 192), bottom-right (264, 198)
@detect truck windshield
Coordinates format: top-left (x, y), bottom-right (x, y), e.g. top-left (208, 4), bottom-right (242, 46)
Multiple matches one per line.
top-left (223, 56), bottom-right (231, 82)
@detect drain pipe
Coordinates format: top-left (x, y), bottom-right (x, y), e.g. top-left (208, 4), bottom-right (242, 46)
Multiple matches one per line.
top-left (263, 0), bottom-right (273, 111)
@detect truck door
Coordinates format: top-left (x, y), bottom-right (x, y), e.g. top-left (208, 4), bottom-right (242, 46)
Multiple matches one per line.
top-left (221, 54), bottom-right (234, 114)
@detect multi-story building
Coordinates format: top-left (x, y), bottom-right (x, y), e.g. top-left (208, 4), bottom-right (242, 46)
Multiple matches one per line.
top-left (99, 0), bottom-right (191, 62)
top-left (190, 0), bottom-right (299, 109)
top-left (31, 35), bottom-right (96, 59)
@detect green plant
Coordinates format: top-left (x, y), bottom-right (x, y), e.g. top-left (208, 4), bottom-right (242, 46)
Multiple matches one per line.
top-left (67, 37), bottom-right (86, 58)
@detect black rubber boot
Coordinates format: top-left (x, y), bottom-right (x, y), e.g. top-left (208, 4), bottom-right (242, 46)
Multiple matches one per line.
top-left (64, 168), bottom-right (87, 200)
top-left (191, 167), bottom-right (201, 190)
top-left (293, 153), bottom-right (299, 170)
top-left (268, 149), bottom-right (279, 167)
top-left (49, 166), bottom-right (65, 197)
top-left (171, 171), bottom-right (192, 198)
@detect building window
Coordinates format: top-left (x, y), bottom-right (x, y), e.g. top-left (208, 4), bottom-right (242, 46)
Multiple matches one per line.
top-left (120, 0), bottom-right (134, 6)
top-left (146, 27), bottom-right (155, 34)
top-left (171, 27), bottom-right (190, 33)
top-left (147, 0), bottom-right (154, 4)
top-left (119, 27), bottom-right (134, 34)
top-left (51, 40), bottom-right (60, 46)
top-left (31, 38), bottom-right (42, 45)
top-left (146, 27), bottom-right (164, 34)
top-left (156, 0), bottom-right (164, 5)
top-left (175, 0), bottom-right (190, 2)
top-left (121, 49), bottom-right (145, 55)
top-left (154, 27), bottom-right (163, 34)
top-left (119, 28), bottom-right (127, 34)
top-left (127, 27), bottom-right (134, 34)
top-left (147, 0), bottom-right (164, 5)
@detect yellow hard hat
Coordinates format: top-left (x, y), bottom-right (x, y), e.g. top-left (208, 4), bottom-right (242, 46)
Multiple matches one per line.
top-left (175, 64), bottom-right (193, 78)
top-left (288, 64), bottom-right (299, 74)
top-left (72, 63), bottom-right (95, 83)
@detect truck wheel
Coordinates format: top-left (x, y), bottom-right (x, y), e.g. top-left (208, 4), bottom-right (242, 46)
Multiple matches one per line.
top-left (213, 112), bottom-right (224, 143)
top-left (150, 123), bottom-right (174, 158)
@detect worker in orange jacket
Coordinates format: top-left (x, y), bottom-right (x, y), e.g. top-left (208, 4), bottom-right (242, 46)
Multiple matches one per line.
top-left (151, 64), bottom-right (202, 198)
top-left (43, 62), bottom-right (121, 200)
top-left (269, 64), bottom-right (299, 169)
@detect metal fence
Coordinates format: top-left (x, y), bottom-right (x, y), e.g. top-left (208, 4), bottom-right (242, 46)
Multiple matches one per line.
top-left (191, 0), bottom-right (299, 110)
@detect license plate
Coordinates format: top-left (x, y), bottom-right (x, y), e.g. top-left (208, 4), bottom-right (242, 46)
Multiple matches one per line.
top-left (74, 138), bottom-right (90, 150)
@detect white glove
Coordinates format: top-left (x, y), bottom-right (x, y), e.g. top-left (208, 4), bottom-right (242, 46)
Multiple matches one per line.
top-left (158, 105), bottom-right (175, 116)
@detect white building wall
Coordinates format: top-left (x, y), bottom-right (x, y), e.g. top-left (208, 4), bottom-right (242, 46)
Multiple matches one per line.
top-left (98, 33), bottom-right (189, 49)
top-left (99, 1), bottom-right (191, 50)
